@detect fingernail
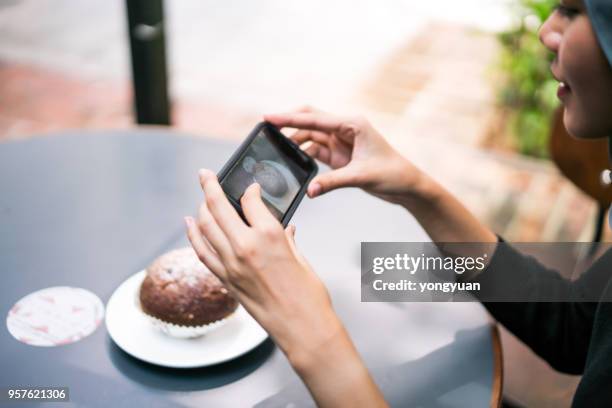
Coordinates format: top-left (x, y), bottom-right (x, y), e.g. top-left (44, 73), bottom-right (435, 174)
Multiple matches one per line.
top-left (184, 216), bottom-right (193, 227)
top-left (309, 183), bottom-right (322, 197)
top-left (198, 169), bottom-right (207, 178)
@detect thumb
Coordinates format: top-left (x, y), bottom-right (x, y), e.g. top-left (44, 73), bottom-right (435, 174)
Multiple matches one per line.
top-left (308, 166), bottom-right (359, 198)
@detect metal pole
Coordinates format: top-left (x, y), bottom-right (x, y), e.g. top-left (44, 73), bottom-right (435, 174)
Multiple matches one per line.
top-left (125, 0), bottom-right (171, 125)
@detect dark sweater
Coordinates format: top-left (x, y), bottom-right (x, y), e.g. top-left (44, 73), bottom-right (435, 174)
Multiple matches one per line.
top-left (471, 240), bottom-right (612, 406)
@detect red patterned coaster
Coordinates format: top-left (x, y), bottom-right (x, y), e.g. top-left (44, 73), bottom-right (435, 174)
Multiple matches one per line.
top-left (6, 287), bottom-right (104, 347)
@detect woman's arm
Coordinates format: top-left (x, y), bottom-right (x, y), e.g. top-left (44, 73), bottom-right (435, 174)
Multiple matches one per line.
top-left (289, 321), bottom-right (387, 408)
top-left (395, 171), bottom-right (497, 243)
top-left (265, 107), bottom-right (603, 373)
top-left (185, 170), bottom-right (387, 408)
top-left (465, 240), bottom-right (607, 374)
top-left (265, 107), bottom-right (497, 244)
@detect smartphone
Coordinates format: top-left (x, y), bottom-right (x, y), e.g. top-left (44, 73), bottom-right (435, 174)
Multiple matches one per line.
top-left (217, 122), bottom-right (318, 227)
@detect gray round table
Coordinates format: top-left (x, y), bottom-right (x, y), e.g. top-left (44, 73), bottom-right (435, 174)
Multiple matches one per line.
top-left (0, 130), bottom-right (500, 407)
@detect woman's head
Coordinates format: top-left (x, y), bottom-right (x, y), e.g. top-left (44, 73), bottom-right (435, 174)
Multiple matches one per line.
top-left (539, 0), bottom-right (612, 139)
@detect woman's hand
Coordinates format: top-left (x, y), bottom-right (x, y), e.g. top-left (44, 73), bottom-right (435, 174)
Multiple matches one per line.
top-left (184, 169), bottom-right (387, 407)
top-left (265, 106), bottom-right (424, 205)
top-left (266, 106), bottom-right (497, 243)
top-left (184, 169), bottom-right (343, 361)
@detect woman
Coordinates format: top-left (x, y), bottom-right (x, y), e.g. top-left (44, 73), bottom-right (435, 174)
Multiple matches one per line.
top-left (185, 0), bottom-right (612, 406)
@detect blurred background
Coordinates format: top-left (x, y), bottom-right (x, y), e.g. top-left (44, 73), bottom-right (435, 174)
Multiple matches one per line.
top-left (1, 0), bottom-right (611, 406)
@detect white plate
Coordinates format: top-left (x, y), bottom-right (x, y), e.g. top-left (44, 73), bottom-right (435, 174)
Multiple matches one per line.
top-left (105, 271), bottom-right (268, 368)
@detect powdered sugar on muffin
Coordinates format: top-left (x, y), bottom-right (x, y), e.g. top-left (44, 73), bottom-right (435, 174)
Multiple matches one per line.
top-left (139, 247), bottom-right (238, 335)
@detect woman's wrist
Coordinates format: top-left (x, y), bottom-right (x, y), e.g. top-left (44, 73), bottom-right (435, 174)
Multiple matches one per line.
top-left (396, 165), bottom-right (441, 209)
top-left (394, 167), bottom-right (497, 243)
top-left (282, 310), bottom-right (347, 371)
top-left (291, 326), bottom-right (359, 380)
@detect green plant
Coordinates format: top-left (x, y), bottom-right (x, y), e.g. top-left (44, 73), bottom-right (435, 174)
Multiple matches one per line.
top-left (497, 0), bottom-right (560, 158)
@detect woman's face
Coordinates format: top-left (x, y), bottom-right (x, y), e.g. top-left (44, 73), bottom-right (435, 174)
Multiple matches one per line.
top-left (539, 0), bottom-right (612, 138)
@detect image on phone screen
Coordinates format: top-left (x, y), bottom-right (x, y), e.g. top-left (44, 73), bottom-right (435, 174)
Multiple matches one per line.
top-left (220, 128), bottom-right (309, 221)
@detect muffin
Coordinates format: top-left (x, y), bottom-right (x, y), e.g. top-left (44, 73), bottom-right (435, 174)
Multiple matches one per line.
top-left (139, 247), bottom-right (238, 338)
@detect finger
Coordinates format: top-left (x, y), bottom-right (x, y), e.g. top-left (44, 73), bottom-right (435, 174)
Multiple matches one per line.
top-left (184, 216), bottom-right (227, 279)
top-left (240, 183), bottom-right (279, 228)
top-left (304, 142), bottom-right (332, 165)
top-left (289, 129), bottom-right (331, 147)
top-left (197, 201), bottom-right (235, 262)
top-left (308, 166), bottom-right (359, 198)
top-left (284, 225), bottom-right (309, 265)
top-left (263, 112), bottom-right (345, 133)
top-left (199, 169), bottom-right (249, 245)
top-left (284, 224), bottom-right (299, 255)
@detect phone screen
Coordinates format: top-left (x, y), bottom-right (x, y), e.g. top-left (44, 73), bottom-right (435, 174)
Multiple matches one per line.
top-left (220, 127), bottom-right (310, 221)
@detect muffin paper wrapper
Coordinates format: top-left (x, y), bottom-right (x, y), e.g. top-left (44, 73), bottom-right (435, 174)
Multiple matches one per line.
top-left (142, 311), bottom-right (235, 339)
top-left (135, 290), bottom-right (235, 339)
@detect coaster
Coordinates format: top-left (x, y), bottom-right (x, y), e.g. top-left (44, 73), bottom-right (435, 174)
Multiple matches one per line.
top-left (6, 287), bottom-right (104, 347)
